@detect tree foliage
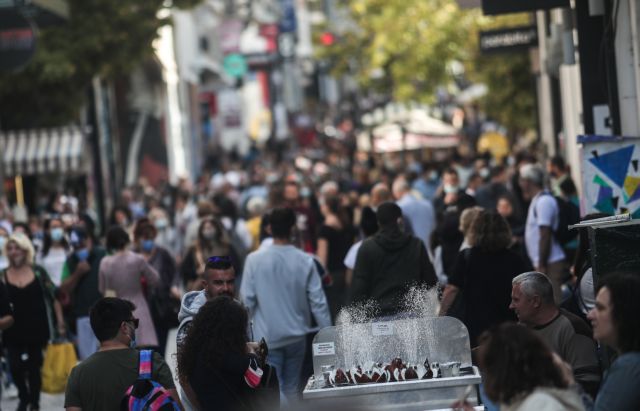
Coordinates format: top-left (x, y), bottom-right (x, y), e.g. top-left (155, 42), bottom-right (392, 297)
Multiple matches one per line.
top-left (319, 1), bottom-right (536, 133)
top-left (0, 0), bottom-right (201, 129)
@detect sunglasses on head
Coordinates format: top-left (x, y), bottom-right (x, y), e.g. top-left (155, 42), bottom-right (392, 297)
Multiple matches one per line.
top-left (206, 255), bottom-right (233, 270)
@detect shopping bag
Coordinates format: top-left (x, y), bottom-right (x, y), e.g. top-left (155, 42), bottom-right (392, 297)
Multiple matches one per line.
top-left (42, 341), bottom-right (78, 393)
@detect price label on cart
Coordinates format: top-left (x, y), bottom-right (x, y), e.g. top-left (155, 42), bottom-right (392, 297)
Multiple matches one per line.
top-left (372, 322), bottom-right (394, 336)
top-left (313, 342), bottom-right (336, 356)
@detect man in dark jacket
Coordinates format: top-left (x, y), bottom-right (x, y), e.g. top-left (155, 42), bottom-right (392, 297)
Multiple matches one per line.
top-left (351, 202), bottom-right (437, 316)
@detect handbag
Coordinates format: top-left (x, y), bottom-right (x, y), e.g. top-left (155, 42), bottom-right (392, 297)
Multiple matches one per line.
top-left (42, 340), bottom-right (78, 393)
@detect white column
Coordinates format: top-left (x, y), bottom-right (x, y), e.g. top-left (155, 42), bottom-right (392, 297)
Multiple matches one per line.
top-left (536, 11), bottom-right (556, 155)
top-left (615, 0), bottom-right (640, 136)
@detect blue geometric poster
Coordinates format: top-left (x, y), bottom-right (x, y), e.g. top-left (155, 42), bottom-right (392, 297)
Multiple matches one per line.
top-left (579, 136), bottom-right (640, 218)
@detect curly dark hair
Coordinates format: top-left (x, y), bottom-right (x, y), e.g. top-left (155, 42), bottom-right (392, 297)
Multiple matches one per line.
top-left (105, 225), bottom-right (130, 251)
top-left (467, 210), bottom-right (512, 253)
top-left (596, 271), bottom-right (640, 353)
top-left (478, 323), bottom-right (567, 405)
top-left (177, 297), bottom-right (248, 386)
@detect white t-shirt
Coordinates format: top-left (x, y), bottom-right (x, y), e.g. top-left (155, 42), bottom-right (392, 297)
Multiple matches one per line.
top-left (579, 267), bottom-right (596, 314)
top-left (525, 192), bottom-right (565, 266)
top-left (343, 240), bottom-right (363, 270)
top-left (37, 247), bottom-right (68, 286)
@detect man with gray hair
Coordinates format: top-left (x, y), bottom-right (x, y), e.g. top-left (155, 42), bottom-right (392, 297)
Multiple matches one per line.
top-left (518, 163), bottom-right (566, 303)
top-left (510, 271), bottom-right (600, 397)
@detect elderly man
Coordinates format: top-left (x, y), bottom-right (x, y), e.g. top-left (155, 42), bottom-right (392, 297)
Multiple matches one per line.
top-left (510, 271), bottom-right (601, 397)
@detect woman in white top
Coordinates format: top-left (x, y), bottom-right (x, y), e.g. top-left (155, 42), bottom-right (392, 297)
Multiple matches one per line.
top-left (36, 217), bottom-right (70, 286)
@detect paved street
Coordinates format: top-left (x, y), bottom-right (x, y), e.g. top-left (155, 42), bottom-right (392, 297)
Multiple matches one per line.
top-left (1, 392), bottom-right (64, 410)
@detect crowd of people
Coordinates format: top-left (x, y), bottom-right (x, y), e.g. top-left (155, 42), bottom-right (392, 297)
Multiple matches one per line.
top-left (0, 145), bottom-right (638, 410)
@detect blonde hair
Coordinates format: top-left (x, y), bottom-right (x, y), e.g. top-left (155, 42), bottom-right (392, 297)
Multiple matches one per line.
top-left (459, 206), bottom-right (484, 237)
top-left (5, 233), bottom-right (35, 265)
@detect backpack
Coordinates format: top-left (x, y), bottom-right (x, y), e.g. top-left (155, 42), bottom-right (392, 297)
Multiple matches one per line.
top-left (121, 350), bottom-right (180, 411)
top-left (535, 193), bottom-right (580, 246)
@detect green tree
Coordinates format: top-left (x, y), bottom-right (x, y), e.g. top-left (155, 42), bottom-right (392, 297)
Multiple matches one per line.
top-left (319, 0), bottom-right (477, 102)
top-left (465, 14), bottom-right (537, 135)
top-left (319, 1), bottom-right (536, 134)
top-left (0, 0), bottom-right (200, 128)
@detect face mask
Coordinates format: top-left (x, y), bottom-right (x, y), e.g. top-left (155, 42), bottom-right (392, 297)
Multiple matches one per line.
top-left (428, 171), bottom-right (439, 181)
top-left (479, 168), bottom-right (490, 179)
top-left (154, 219), bottom-right (168, 230)
top-left (76, 248), bottom-right (89, 261)
top-left (141, 239), bottom-right (154, 252)
top-left (444, 184), bottom-right (459, 194)
top-left (202, 229), bottom-right (216, 240)
top-left (128, 324), bottom-right (137, 348)
top-left (50, 228), bottom-right (65, 242)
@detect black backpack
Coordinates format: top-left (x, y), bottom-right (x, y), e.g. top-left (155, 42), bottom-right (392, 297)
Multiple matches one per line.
top-left (535, 192), bottom-right (580, 246)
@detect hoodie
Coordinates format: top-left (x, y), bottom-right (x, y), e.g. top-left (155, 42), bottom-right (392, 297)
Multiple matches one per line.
top-left (502, 387), bottom-right (585, 411)
top-left (176, 290), bottom-right (208, 348)
top-left (351, 226), bottom-right (437, 316)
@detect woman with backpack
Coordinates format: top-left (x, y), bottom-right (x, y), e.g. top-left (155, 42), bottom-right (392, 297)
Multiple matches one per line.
top-left (1, 233), bottom-right (65, 411)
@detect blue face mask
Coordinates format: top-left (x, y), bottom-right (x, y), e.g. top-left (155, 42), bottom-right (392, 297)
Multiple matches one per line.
top-left (141, 239), bottom-right (154, 252)
top-left (50, 228), bottom-right (65, 242)
top-left (75, 248), bottom-right (89, 261)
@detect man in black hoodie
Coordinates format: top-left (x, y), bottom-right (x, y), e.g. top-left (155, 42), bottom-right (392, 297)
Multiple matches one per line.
top-left (351, 202), bottom-right (438, 316)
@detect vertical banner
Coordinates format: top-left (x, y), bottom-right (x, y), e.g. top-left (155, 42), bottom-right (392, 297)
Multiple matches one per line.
top-left (578, 136), bottom-right (640, 219)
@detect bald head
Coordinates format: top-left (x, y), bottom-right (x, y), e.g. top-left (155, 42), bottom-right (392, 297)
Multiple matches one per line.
top-left (371, 183), bottom-right (392, 207)
top-left (392, 177), bottom-right (410, 200)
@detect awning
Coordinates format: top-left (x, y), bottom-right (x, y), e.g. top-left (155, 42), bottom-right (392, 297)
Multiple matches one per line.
top-left (1, 126), bottom-right (86, 176)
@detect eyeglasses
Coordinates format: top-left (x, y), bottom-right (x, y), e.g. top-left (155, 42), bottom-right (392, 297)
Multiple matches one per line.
top-left (124, 318), bottom-right (139, 329)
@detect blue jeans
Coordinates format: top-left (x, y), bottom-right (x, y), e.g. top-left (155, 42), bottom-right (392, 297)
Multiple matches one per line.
top-left (267, 337), bottom-right (306, 406)
top-left (76, 316), bottom-right (99, 360)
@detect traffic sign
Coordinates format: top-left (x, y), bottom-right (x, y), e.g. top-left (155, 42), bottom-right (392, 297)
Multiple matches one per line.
top-left (223, 53), bottom-right (248, 78)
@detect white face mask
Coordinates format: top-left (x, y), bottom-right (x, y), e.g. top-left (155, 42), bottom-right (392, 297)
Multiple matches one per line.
top-left (444, 184), bottom-right (459, 194)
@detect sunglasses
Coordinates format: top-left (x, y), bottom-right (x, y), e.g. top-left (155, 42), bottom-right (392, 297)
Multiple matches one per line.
top-left (124, 318), bottom-right (139, 329)
top-left (207, 256), bottom-right (232, 264)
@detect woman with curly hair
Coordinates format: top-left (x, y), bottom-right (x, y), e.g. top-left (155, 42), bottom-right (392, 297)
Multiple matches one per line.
top-left (439, 210), bottom-right (531, 347)
top-left (455, 323), bottom-right (584, 410)
top-left (177, 297), bottom-right (278, 411)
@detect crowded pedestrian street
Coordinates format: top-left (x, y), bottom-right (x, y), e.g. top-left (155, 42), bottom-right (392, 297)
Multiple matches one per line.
top-left (1, 1), bottom-right (640, 411)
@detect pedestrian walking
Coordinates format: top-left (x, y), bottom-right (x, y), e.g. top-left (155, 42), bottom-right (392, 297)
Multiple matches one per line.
top-left (439, 211), bottom-right (530, 347)
top-left (59, 226), bottom-right (107, 360)
top-left (177, 297), bottom-right (279, 411)
top-left (351, 202), bottom-right (437, 317)
top-left (64, 298), bottom-right (179, 411)
top-left (99, 226), bottom-right (160, 348)
top-left (519, 164), bottom-right (566, 303)
top-left (133, 218), bottom-right (181, 355)
top-left (1, 233), bottom-right (65, 411)
top-left (240, 207), bottom-right (331, 405)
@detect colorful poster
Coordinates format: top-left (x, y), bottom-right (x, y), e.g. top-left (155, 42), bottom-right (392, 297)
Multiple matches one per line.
top-left (579, 136), bottom-right (640, 219)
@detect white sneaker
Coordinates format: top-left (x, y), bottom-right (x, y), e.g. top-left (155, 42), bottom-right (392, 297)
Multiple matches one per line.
top-left (4, 383), bottom-right (18, 398)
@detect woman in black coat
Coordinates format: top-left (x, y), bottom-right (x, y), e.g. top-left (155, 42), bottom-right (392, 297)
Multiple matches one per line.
top-left (440, 210), bottom-right (532, 347)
